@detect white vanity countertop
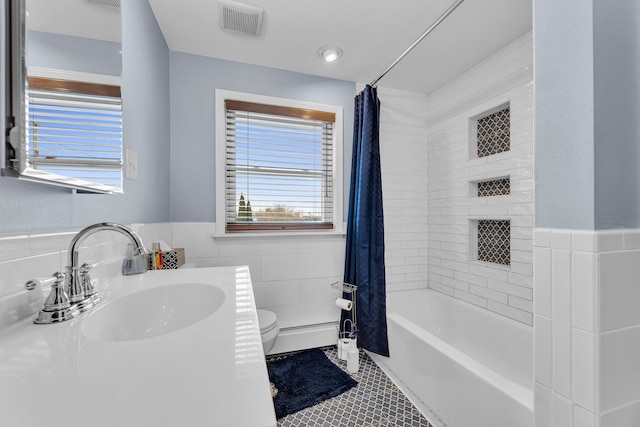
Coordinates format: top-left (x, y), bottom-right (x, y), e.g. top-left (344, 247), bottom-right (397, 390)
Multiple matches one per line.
top-left (0, 266), bottom-right (277, 427)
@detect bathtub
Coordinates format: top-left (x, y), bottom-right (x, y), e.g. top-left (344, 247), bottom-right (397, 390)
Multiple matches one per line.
top-left (368, 289), bottom-right (533, 427)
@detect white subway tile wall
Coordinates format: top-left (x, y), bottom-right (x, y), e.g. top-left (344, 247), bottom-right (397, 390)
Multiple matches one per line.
top-left (426, 32), bottom-right (534, 324)
top-left (534, 228), bottom-right (640, 427)
top-left (376, 86), bottom-right (430, 293)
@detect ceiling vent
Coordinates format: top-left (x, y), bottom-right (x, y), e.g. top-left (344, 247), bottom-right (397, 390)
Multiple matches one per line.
top-left (218, 0), bottom-right (264, 37)
top-left (86, 0), bottom-right (121, 9)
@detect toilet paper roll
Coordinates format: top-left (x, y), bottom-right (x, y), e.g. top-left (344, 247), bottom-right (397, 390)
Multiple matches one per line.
top-left (335, 297), bottom-right (353, 311)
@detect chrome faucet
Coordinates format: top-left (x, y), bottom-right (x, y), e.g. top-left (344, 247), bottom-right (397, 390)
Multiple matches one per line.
top-left (67, 222), bottom-right (148, 309)
top-left (26, 222), bottom-right (148, 324)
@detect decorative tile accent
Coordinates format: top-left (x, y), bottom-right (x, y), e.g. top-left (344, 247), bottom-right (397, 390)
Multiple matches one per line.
top-left (478, 177), bottom-right (510, 197)
top-left (477, 107), bottom-right (510, 157)
top-left (477, 220), bottom-right (511, 266)
top-left (269, 346), bottom-right (431, 427)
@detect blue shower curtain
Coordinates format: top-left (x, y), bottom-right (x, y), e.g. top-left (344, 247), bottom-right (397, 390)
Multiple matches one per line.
top-left (342, 85), bottom-right (389, 357)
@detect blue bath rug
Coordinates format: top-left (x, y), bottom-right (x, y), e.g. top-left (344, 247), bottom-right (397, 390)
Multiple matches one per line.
top-left (267, 348), bottom-right (357, 419)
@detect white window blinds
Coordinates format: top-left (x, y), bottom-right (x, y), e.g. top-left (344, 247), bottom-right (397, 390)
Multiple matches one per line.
top-left (25, 77), bottom-right (123, 193)
top-left (225, 100), bottom-right (335, 231)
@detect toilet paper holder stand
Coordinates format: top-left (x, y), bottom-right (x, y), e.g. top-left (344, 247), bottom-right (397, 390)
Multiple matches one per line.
top-left (331, 281), bottom-right (358, 339)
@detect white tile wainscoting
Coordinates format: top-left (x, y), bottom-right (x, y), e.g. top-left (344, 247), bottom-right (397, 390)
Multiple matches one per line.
top-left (534, 228), bottom-right (640, 427)
top-left (0, 223), bottom-right (346, 351)
top-left (373, 85), bottom-right (430, 295)
top-left (172, 222), bottom-right (346, 354)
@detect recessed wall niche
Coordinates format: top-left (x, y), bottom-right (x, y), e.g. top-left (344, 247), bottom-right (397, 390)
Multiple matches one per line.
top-left (469, 104), bottom-right (510, 159)
top-left (470, 219), bottom-right (511, 266)
top-left (469, 176), bottom-right (511, 198)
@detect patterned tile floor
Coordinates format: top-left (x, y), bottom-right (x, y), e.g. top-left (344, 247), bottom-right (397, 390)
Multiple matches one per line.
top-left (267, 346), bottom-right (432, 427)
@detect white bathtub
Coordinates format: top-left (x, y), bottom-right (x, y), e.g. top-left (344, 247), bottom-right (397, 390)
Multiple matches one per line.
top-left (368, 289), bottom-right (533, 427)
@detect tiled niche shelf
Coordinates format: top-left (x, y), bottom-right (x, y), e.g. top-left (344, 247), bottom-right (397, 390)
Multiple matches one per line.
top-left (470, 219), bottom-right (511, 267)
top-left (469, 104), bottom-right (510, 159)
top-left (469, 176), bottom-right (511, 198)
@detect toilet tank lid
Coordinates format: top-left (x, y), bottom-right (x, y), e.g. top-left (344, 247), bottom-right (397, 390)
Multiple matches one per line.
top-left (257, 309), bottom-right (277, 333)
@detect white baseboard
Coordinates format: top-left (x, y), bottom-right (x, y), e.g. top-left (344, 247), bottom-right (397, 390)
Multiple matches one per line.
top-left (268, 321), bottom-right (338, 355)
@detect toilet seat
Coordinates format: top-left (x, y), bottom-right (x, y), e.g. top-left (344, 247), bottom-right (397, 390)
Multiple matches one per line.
top-left (257, 309), bottom-right (277, 334)
top-left (257, 309), bottom-right (279, 355)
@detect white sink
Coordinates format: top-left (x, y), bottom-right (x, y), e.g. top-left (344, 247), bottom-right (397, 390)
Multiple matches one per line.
top-left (1, 267), bottom-right (276, 427)
top-left (82, 282), bottom-right (225, 342)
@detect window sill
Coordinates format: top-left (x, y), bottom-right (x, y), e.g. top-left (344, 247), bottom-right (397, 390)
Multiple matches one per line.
top-left (213, 230), bottom-right (346, 240)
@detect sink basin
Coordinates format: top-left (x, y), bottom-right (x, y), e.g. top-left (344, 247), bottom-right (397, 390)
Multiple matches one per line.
top-left (82, 283), bottom-right (225, 342)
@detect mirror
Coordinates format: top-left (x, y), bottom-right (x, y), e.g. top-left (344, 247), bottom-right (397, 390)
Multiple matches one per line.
top-left (4, 0), bottom-right (123, 194)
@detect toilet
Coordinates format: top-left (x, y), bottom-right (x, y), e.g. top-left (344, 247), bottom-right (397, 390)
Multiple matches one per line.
top-left (257, 309), bottom-right (279, 355)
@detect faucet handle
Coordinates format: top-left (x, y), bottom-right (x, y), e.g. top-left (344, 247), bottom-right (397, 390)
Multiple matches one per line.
top-left (81, 260), bottom-right (104, 271)
top-left (79, 262), bottom-right (101, 303)
top-left (34, 272), bottom-right (80, 324)
top-left (25, 275), bottom-right (57, 291)
top-left (41, 272), bottom-right (70, 311)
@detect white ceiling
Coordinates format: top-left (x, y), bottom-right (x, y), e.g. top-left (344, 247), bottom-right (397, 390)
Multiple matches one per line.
top-left (148, 0), bottom-right (532, 94)
top-left (27, 0), bottom-right (532, 94)
top-left (27, 0), bottom-right (121, 44)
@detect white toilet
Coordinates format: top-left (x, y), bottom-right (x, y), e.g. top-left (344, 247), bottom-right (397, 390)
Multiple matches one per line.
top-left (257, 309), bottom-right (279, 355)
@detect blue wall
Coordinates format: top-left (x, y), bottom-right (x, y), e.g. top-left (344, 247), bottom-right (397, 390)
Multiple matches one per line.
top-left (168, 51), bottom-right (355, 222)
top-left (592, 0), bottom-right (640, 229)
top-left (2, 0), bottom-right (356, 233)
top-left (120, 0), bottom-right (171, 226)
top-left (0, 0), bottom-right (171, 233)
top-left (27, 30), bottom-right (121, 76)
top-left (535, 0), bottom-right (640, 230)
top-left (534, 0), bottom-right (595, 229)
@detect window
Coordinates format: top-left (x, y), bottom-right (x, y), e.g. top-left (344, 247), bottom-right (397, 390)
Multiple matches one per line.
top-left (216, 90), bottom-right (343, 234)
top-left (22, 71), bottom-right (123, 193)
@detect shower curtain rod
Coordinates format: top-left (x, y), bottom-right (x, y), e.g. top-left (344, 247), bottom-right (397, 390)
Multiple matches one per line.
top-left (370, 0), bottom-right (466, 87)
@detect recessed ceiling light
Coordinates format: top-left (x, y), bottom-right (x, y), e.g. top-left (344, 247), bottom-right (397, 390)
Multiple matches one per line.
top-left (318, 46), bottom-right (343, 63)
